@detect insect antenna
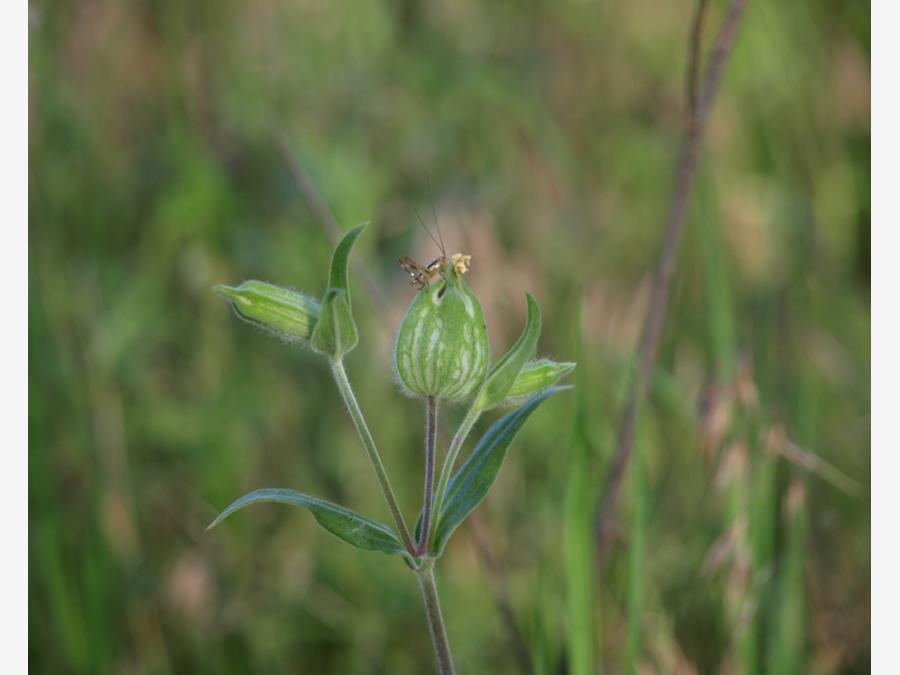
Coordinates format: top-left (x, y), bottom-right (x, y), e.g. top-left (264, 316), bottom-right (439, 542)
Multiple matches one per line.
top-left (425, 170), bottom-right (446, 257)
top-left (414, 206), bottom-right (445, 257)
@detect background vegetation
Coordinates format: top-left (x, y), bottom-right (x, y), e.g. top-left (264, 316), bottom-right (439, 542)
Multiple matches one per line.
top-left (29, 0), bottom-right (869, 672)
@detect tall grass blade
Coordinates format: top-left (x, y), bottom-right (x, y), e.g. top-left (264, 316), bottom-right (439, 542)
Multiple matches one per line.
top-left (698, 165), bottom-right (736, 382)
top-left (766, 480), bottom-right (808, 673)
top-left (530, 569), bottom-right (553, 675)
top-left (564, 296), bottom-right (595, 675)
top-left (625, 427), bottom-right (646, 674)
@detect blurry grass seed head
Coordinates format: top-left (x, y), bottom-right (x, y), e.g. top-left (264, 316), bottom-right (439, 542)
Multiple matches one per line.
top-left (393, 256), bottom-right (489, 403)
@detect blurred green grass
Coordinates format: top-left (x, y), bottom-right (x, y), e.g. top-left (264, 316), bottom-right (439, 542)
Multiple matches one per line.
top-left (29, 0), bottom-right (869, 672)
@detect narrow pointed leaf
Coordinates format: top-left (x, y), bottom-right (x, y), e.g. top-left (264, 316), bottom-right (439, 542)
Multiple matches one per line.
top-left (473, 292), bottom-right (542, 412)
top-left (432, 386), bottom-right (569, 554)
top-left (328, 222), bottom-right (368, 304)
top-left (207, 488), bottom-right (407, 557)
top-left (311, 222), bottom-right (367, 359)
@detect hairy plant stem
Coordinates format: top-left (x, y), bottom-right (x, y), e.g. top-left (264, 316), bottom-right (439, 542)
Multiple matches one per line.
top-left (430, 405), bottom-right (481, 547)
top-left (416, 557), bottom-right (457, 675)
top-left (329, 358), bottom-right (417, 556)
top-left (418, 396), bottom-right (439, 554)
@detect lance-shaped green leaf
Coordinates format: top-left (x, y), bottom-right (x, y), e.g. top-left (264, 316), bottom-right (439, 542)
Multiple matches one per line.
top-left (472, 292), bottom-right (542, 412)
top-left (310, 223), bottom-right (367, 359)
top-left (328, 222), bottom-right (367, 306)
top-left (215, 280), bottom-right (320, 343)
top-left (207, 488), bottom-right (408, 558)
top-left (499, 359), bottom-right (576, 407)
top-left (432, 386), bottom-right (569, 554)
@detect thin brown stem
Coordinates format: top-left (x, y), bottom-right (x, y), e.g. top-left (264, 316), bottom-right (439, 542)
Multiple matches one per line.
top-left (778, 439), bottom-right (864, 497)
top-left (418, 396), bottom-right (439, 554)
top-left (687, 0), bottom-right (710, 118)
top-left (595, 0), bottom-right (748, 563)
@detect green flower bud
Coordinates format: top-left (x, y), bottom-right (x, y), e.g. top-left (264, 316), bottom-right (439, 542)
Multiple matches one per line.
top-left (393, 266), bottom-right (489, 403)
top-left (311, 288), bottom-right (358, 360)
top-left (215, 280), bottom-right (320, 343)
top-left (499, 359), bottom-right (576, 406)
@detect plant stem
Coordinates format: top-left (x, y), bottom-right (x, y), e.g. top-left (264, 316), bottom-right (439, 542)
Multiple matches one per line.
top-left (595, 0), bottom-right (748, 562)
top-left (329, 358), bottom-right (417, 556)
top-left (418, 396), bottom-right (439, 554)
top-left (416, 557), bottom-right (457, 675)
top-left (430, 405), bottom-right (481, 546)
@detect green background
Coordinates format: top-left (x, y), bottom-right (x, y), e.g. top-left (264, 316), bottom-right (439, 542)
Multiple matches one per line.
top-left (29, 0), bottom-right (869, 672)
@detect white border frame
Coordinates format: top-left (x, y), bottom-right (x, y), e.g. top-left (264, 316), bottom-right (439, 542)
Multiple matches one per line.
top-left (872, 0), bottom-right (895, 671)
top-left (2, 1), bottom-right (29, 672)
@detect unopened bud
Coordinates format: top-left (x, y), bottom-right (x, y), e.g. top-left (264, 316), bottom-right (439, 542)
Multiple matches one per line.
top-left (215, 281), bottom-right (320, 343)
top-left (393, 262), bottom-right (489, 403)
top-left (499, 359), bottom-right (576, 406)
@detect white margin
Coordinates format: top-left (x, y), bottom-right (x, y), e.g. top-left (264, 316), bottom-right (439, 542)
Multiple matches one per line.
top-left (7, 1), bottom-right (882, 673)
top-left (871, 0), bottom-right (895, 671)
top-left (2, 0), bottom-right (29, 672)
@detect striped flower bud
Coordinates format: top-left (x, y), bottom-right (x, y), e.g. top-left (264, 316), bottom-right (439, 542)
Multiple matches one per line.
top-left (215, 280), bottom-right (320, 344)
top-left (393, 262), bottom-right (489, 403)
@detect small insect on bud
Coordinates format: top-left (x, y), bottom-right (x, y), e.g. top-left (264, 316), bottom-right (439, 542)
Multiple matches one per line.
top-left (393, 256), bottom-right (489, 403)
top-left (215, 280), bottom-right (320, 343)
